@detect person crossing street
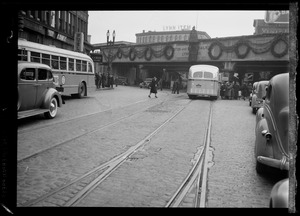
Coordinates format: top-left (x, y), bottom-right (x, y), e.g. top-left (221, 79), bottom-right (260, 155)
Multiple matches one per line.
top-left (148, 77), bottom-right (158, 98)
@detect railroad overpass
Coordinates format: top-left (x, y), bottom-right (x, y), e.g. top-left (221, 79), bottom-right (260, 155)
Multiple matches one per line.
top-left (92, 32), bottom-right (288, 87)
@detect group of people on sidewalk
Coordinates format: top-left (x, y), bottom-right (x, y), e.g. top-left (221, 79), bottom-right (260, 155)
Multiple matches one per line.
top-left (95, 73), bottom-right (118, 89)
top-left (220, 81), bottom-right (251, 100)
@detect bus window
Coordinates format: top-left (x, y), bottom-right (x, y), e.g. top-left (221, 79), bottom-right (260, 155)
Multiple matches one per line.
top-left (42, 54), bottom-right (50, 66)
top-left (204, 72), bottom-right (213, 79)
top-left (69, 58), bottom-right (74, 71)
top-left (193, 72), bottom-right (203, 78)
top-left (60, 56), bottom-right (67, 70)
top-left (88, 62), bottom-right (93, 73)
top-left (51, 55), bottom-right (59, 69)
top-left (76, 59), bottom-right (82, 71)
top-left (82, 61), bottom-right (87, 72)
top-left (18, 49), bottom-right (28, 61)
top-left (31, 52), bottom-right (41, 63)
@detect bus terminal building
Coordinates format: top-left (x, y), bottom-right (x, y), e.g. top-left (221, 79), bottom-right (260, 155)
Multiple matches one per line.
top-left (18, 10), bottom-right (290, 89)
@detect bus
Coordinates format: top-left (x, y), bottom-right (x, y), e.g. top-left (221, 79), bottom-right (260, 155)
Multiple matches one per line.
top-left (187, 65), bottom-right (220, 100)
top-left (18, 39), bottom-right (95, 98)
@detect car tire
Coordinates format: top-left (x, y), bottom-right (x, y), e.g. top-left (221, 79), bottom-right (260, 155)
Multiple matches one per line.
top-left (45, 97), bottom-right (58, 119)
top-left (252, 107), bottom-right (256, 114)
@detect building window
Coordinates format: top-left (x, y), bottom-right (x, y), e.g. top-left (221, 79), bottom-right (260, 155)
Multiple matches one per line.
top-left (37, 11), bottom-right (42, 21)
top-left (45, 11), bottom-right (50, 25)
top-left (58, 11), bottom-right (62, 31)
top-left (50, 11), bottom-right (55, 28)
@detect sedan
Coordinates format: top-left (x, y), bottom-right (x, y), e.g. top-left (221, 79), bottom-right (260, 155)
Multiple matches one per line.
top-left (251, 80), bottom-right (269, 114)
top-left (254, 73), bottom-right (289, 174)
top-left (18, 61), bottom-right (63, 119)
top-left (139, 78), bottom-right (152, 89)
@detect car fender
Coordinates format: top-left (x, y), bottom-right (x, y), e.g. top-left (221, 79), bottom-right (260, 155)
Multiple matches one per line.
top-left (270, 178), bottom-right (289, 208)
top-left (256, 107), bottom-right (264, 123)
top-left (42, 88), bottom-right (62, 109)
top-left (255, 118), bottom-right (273, 159)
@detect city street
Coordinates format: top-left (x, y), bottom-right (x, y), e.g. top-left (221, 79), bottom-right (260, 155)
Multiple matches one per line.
top-left (17, 86), bottom-right (285, 207)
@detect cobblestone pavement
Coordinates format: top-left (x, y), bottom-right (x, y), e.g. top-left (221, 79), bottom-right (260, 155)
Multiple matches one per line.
top-left (17, 87), bottom-right (279, 208)
top-left (207, 99), bottom-right (275, 208)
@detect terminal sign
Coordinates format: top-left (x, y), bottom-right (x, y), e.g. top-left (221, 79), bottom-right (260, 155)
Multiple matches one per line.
top-left (163, 25), bottom-right (192, 31)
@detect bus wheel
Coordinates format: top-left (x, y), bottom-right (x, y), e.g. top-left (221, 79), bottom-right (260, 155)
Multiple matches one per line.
top-left (78, 82), bottom-right (86, 98)
top-left (45, 97), bottom-right (58, 119)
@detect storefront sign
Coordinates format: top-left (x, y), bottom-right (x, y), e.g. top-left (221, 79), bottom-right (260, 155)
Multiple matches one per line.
top-left (57, 33), bottom-right (67, 42)
top-left (90, 53), bottom-right (103, 62)
top-left (47, 29), bottom-right (55, 38)
top-left (74, 32), bottom-right (84, 52)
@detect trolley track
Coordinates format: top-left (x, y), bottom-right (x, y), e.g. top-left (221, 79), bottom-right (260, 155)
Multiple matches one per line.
top-left (166, 102), bottom-right (214, 207)
top-left (18, 98), bottom-right (148, 135)
top-left (20, 100), bottom-right (192, 207)
top-left (17, 97), bottom-right (168, 162)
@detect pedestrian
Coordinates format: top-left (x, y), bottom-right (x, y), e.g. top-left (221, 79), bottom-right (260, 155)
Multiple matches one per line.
top-left (172, 78), bottom-right (180, 94)
top-left (109, 74), bottom-right (114, 88)
top-left (148, 76), bottom-right (158, 98)
top-left (220, 82), bottom-right (226, 99)
top-left (241, 82), bottom-right (249, 100)
top-left (95, 73), bottom-right (100, 90)
top-left (115, 76), bottom-right (119, 87)
top-left (101, 73), bottom-right (106, 88)
top-left (224, 82), bottom-right (230, 99)
top-left (158, 78), bottom-right (163, 91)
top-left (233, 82), bottom-right (240, 100)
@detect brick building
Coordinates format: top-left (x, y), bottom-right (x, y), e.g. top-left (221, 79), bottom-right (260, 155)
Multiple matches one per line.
top-left (18, 10), bottom-right (93, 54)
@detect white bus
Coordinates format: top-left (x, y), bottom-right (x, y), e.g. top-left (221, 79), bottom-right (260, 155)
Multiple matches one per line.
top-left (187, 65), bottom-right (220, 100)
top-left (18, 39), bottom-right (95, 98)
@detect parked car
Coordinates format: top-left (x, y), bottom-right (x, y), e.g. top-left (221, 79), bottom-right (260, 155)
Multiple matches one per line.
top-left (18, 61), bottom-right (63, 119)
top-left (269, 178), bottom-right (289, 208)
top-left (254, 73), bottom-right (289, 174)
top-left (251, 80), bottom-right (269, 114)
top-left (139, 78), bottom-right (152, 88)
top-left (249, 82), bottom-right (258, 106)
top-left (115, 76), bottom-right (128, 86)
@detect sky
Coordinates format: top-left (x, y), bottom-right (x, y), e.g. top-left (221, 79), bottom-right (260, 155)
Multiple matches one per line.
top-left (88, 10), bottom-right (266, 44)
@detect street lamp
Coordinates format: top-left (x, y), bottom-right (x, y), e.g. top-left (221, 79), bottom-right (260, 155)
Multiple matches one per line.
top-left (106, 30), bottom-right (116, 76)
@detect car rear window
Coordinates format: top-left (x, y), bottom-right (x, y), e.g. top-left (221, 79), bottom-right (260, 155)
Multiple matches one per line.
top-left (38, 69), bottom-right (48, 80)
top-left (193, 72), bottom-right (203, 78)
top-left (20, 68), bottom-right (35, 80)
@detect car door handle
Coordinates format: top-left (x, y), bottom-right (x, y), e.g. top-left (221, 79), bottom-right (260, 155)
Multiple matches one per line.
top-left (33, 84), bottom-right (42, 87)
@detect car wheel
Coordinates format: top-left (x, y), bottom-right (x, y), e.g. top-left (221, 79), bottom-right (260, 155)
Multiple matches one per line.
top-left (78, 82), bottom-right (86, 98)
top-left (45, 97), bottom-right (58, 119)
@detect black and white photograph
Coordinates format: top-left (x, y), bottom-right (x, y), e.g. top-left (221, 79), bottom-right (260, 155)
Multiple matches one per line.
top-left (0, 2), bottom-right (297, 213)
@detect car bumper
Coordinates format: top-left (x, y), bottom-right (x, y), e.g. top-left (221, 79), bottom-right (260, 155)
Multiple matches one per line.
top-left (257, 156), bottom-right (289, 170)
